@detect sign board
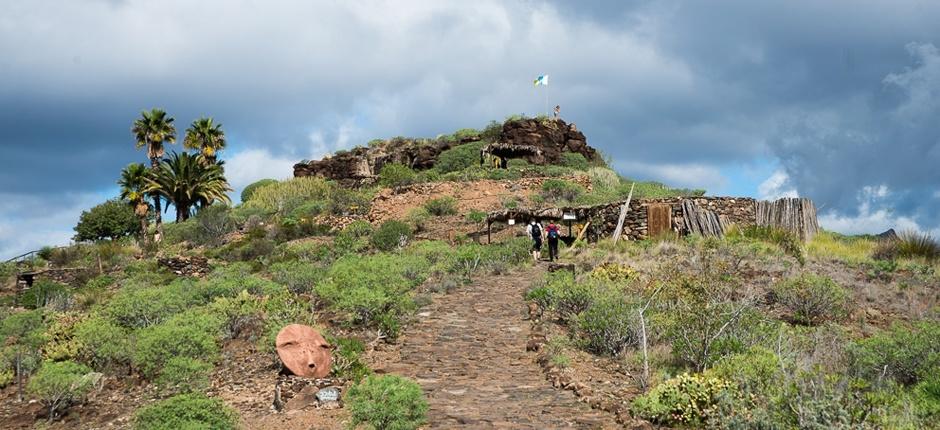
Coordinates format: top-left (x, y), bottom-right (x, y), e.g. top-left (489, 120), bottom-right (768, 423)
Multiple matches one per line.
top-left (562, 213), bottom-right (577, 220)
top-left (508, 219), bottom-right (516, 225)
top-left (316, 387), bottom-right (341, 403)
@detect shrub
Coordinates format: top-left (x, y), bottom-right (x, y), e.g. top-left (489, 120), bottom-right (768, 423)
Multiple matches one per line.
top-left (192, 204), bottom-right (236, 246)
top-left (103, 282), bottom-right (197, 329)
top-left (560, 152), bottom-right (591, 170)
top-left (243, 176), bottom-right (333, 216)
top-left (631, 373), bottom-right (733, 427)
top-left (133, 310), bottom-right (223, 378)
top-left (347, 375), bottom-right (428, 430)
top-left (269, 261), bottom-right (324, 295)
top-left (240, 178), bottom-right (278, 202)
top-left (587, 167), bottom-right (621, 190)
top-left (72, 316), bottom-right (130, 371)
top-left (589, 263), bottom-right (637, 282)
top-left (465, 209), bottom-right (487, 224)
top-left (133, 393), bottom-right (238, 430)
top-left (772, 274), bottom-right (848, 325)
top-left (207, 290), bottom-right (263, 341)
top-left (894, 230), bottom-right (940, 260)
top-left (577, 295), bottom-right (637, 355)
top-left (423, 196), bottom-right (458, 216)
top-left (912, 374), bottom-right (940, 423)
top-left (436, 142), bottom-right (484, 173)
top-left (156, 357), bottom-right (212, 394)
top-left (850, 321), bottom-right (940, 386)
top-left (371, 220), bottom-right (413, 251)
top-left (19, 279), bottom-right (69, 310)
top-left (0, 310), bottom-right (46, 392)
top-left (74, 199), bottom-right (140, 242)
top-left (379, 163), bottom-right (418, 188)
top-left (41, 312), bottom-right (83, 361)
top-left (405, 207), bottom-right (431, 232)
top-left (739, 225), bottom-right (805, 265)
top-left (28, 360), bottom-right (98, 421)
top-left (327, 187), bottom-right (373, 216)
top-left (197, 269), bottom-right (284, 302)
top-left (331, 337), bottom-right (370, 382)
top-left (315, 253), bottom-right (429, 336)
top-left (540, 179), bottom-right (585, 204)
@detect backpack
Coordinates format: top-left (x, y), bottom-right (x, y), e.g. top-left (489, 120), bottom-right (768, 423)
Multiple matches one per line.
top-left (530, 223), bottom-right (542, 239)
top-left (547, 225), bottom-right (559, 239)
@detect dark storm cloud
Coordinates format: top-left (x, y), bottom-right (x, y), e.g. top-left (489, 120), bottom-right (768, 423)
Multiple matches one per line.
top-left (2, 0), bottom-right (940, 257)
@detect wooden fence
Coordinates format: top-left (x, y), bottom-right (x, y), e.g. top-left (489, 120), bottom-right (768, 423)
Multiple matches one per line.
top-left (756, 197), bottom-right (819, 241)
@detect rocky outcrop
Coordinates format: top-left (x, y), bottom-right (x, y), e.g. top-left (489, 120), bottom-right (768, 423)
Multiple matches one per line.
top-left (293, 118), bottom-right (602, 185)
top-left (293, 135), bottom-right (478, 185)
top-left (486, 118), bottom-right (598, 165)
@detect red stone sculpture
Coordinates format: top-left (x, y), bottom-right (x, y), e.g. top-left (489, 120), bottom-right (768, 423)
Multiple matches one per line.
top-left (275, 324), bottom-right (332, 378)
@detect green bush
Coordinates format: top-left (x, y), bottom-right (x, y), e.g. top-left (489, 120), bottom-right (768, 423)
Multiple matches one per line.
top-left (0, 309), bottom-right (46, 390)
top-left (423, 196), bottom-right (458, 216)
top-left (560, 152), bottom-right (591, 170)
top-left (191, 204), bottom-right (236, 246)
top-left (315, 253), bottom-right (429, 336)
top-left (134, 310), bottom-right (223, 378)
top-left (912, 374), bottom-right (940, 423)
top-left (540, 179), bottom-right (585, 204)
top-left (156, 357), bottom-right (212, 394)
top-left (72, 316), bottom-right (130, 371)
top-left (19, 279), bottom-right (69, 310)
top-left (240, 178), bottom-right (278, 203)
top-left (197, 267), bottom-right (284, 302)
top-left (74, 199), bottom-right (140, 242)
top-left (371, 220), bottom-right (413, 251)
top-left (405, 207), bottom-right (431, 232)
top-left (894, 230), bottom-right (940, 260)
top-left (28, 360), bottom-right (98, 420)
top-left (347, 375), bottom-right (428, 430)
top-left (577, 295), bottom-right (637, 356)
top-left (162, 219), bottom-right (201, 247)
top-left (738, 225), bottom-right (806, 265)
top-left (436, 142), bottom-right (484, 173)
top-left (269, 261), bottom-right (324, 295)
top-left (631, 373), bottom-right (734, 427)
top-left (327, 187), bottom-right (373, 217)
top-left (379, 163), bottom-right (418, 188)
top-left (772, 274), bottom-right (848, 325)
top-left (850, 321), bottom-right (940, 386)
top-left (330, 337), bottom-right (371, 382)
top-left (465, 209), bottom-right (487, 224)
top-left (103, 281), bottom-right (197, 329)
top-left (242, 176), bottom-right (333, 216)
top-left (133, 393), bottom-right (238, 430)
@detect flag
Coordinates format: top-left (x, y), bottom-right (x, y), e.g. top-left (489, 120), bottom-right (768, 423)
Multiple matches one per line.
top-left (533, 75), bottom-right (549, 86)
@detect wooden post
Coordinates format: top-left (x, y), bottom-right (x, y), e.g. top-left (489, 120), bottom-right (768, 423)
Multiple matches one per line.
top-left (611, 182), bottom-right (636, 243)
top-left (487, 221), bottom-right (492, 244)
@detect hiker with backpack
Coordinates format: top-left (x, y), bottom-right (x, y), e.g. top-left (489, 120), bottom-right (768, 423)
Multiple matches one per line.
top-left (526, 219), bottom-right (544, 262)
top-left (546, 221), bottom-right (560, 262)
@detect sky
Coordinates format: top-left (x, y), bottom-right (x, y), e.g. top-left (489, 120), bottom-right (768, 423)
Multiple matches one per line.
top-left (2, 0), bottom-right (940, 258)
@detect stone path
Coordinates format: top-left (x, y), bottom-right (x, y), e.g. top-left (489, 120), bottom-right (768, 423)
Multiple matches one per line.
top-left (387, 269), bottom-right (620, 429)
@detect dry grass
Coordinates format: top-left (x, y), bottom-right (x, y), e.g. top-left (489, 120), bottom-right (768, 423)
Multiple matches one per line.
top-left (806, 230), bottom-right (876, 265)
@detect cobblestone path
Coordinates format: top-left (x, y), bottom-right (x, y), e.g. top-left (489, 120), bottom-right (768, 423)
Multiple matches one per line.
top-left (388, 269), bottom-right (620, 429)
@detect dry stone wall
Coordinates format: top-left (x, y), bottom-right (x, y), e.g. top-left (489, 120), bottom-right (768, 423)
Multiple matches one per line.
top-left (579, 197), bottom-right (757, 240)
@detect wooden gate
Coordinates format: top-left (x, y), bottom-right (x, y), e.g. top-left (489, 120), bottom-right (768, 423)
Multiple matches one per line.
top-left (647, 204), bottom-right (672, 238)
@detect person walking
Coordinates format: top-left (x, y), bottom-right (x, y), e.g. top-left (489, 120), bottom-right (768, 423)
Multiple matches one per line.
top-left (526, 219), bottom-right (544, 262)
top-left (546, 221), bottom-right (560, 261)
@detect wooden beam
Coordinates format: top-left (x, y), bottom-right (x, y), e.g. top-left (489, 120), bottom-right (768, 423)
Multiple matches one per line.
top-left (611, 182), bottom-right (636, 243)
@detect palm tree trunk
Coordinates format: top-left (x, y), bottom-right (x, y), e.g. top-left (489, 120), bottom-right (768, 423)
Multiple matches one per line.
top-left (177, 205), bottom-right (189, 222)
top-left (150, 156), bottom-right (163, 242)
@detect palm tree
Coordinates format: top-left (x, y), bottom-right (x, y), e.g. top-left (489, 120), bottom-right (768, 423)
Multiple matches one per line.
top-left (183, 117), bottom-right (226, 165)
top-left (117, 163), bottom-right (151, 243)
top-left (132, 109), bottom-right (176, 238)
top-left (145, 152), bottom-right (232, 221)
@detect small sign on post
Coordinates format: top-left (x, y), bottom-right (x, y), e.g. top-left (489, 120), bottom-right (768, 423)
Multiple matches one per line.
top-left (508, 219), bottom-right (516, 225)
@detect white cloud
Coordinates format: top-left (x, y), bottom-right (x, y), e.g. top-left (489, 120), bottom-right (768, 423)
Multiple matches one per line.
top-left (0, 192), bottom-right (107, 259)
top-left (224, 149), bottom-right (296, 195)
top-left (757, 169), bottom-right (799, 200)
top-left (614, 161), bottom-right (727, 192)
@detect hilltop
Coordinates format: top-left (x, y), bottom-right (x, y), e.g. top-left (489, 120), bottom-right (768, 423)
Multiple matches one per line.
top-left (1, 115), bottom-right (939, 430)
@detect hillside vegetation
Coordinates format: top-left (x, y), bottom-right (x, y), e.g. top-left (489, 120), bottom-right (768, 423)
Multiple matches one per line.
top-left (2, 115), bottom-right (938, 429)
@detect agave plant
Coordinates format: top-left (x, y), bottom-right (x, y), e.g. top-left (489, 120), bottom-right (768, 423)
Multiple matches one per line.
top-left (117, 163), bottom-right (152, 241)
top-left (183, 117), bottom-right (226, 165)
top-left (145, 152), bottom-right (232, 221)
top-left (132, 108), bottom-right (177, 233)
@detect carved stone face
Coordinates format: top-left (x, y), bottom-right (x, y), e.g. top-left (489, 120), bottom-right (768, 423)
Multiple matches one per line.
top-left (275, 324), bottom-right (332, 378)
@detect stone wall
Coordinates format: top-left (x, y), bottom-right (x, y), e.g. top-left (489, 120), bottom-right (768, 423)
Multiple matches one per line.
top-left (597, 197), bottom-right (756, 240)
top-left (157, 256), bottom-right (211, 277)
